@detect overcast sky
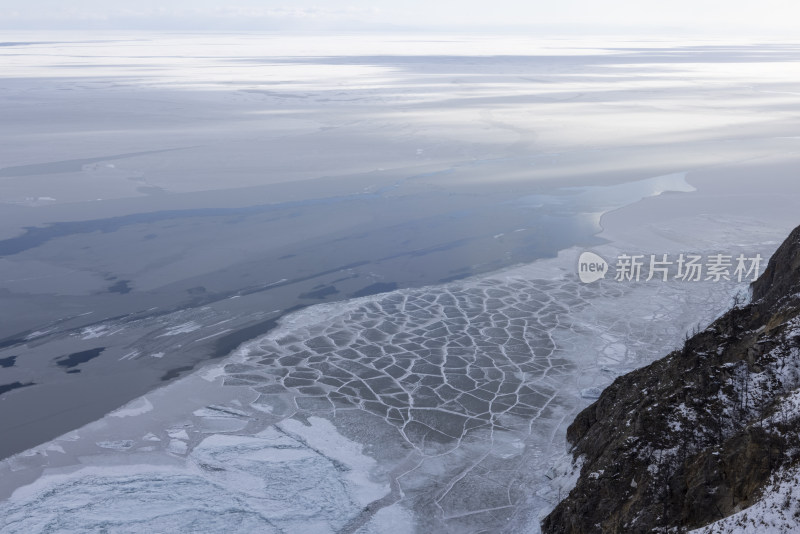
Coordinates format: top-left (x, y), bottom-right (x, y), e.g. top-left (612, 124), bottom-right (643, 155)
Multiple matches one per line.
top-left (2, 0), bottom-right (799, 34)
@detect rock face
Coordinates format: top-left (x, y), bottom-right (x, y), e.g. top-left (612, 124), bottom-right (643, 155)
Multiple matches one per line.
top-left (542, 225), bottom-right (800, 533)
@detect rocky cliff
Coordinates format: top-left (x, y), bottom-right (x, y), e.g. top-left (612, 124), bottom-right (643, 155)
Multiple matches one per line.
top-left (542, 225), bottom-right (800, 533)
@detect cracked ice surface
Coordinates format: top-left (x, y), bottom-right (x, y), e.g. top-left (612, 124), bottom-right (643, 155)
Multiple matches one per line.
top-left (222, 259), bottom-right (749, 532)
top-left (0, 224), bottom-right (781, 534)
top-left (0, 417), bottom-right (401, 534)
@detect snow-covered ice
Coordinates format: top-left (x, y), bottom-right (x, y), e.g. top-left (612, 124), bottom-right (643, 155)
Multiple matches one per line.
top-left (1, 198), bottom-right (786, 532)
top-left (1, 418), bottom-right (389, 534)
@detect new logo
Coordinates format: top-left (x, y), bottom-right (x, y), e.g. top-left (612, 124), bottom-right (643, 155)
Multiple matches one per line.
top-left (578, 251), bottom-right (608, 283)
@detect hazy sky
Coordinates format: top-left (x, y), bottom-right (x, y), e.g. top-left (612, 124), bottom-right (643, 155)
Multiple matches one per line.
top-left (2, 0), bottom-right (799, 34)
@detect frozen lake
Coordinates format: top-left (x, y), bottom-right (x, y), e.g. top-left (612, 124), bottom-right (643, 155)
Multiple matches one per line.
top-left (2, 33), bottom-right (800, 532)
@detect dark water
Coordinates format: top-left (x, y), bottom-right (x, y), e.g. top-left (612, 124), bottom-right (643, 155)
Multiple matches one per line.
top-left (0, 171), bottom-right (689, 459)
top-left (0, 382), bottom-right (34, 396)
top-left (55, 348), bottom-right (106, 369)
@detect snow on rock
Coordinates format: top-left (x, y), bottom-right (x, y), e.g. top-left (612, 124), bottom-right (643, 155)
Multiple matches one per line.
top-left (691, 466), bottom-right (800, 534)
